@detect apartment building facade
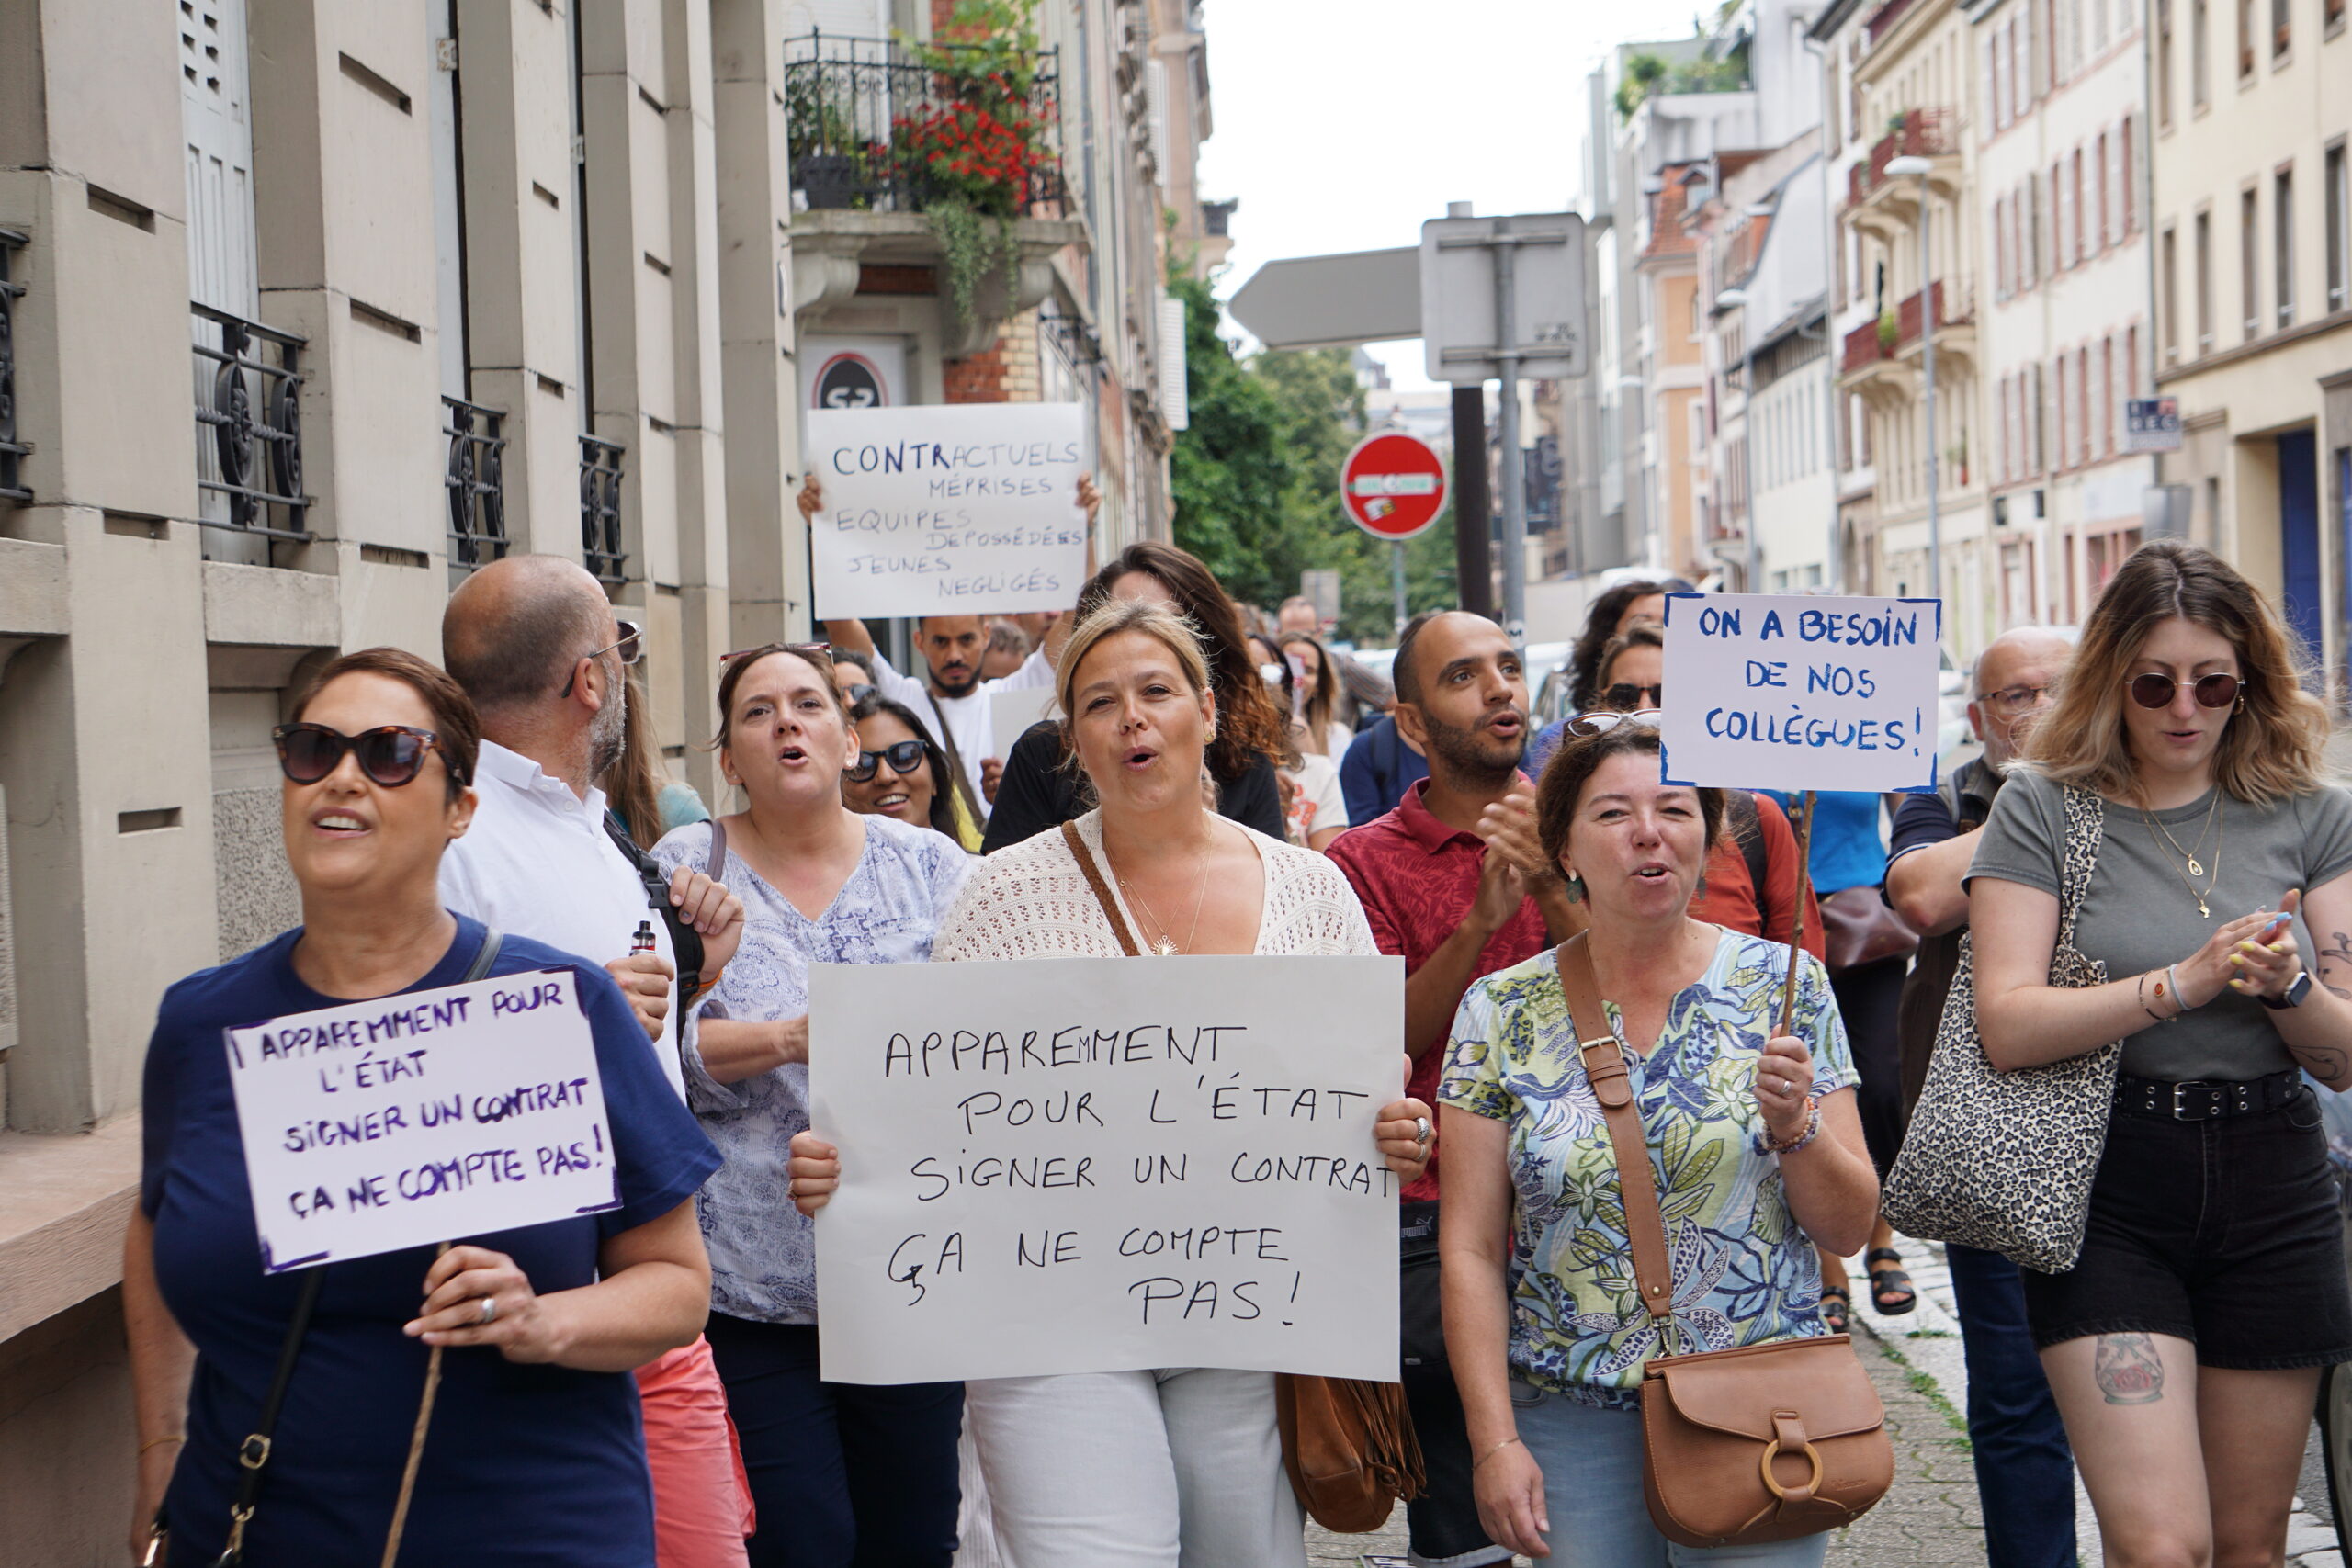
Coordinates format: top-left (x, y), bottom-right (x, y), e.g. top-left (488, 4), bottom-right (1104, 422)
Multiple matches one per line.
top-left (2148, 0), bottom-right (2350, 679)
top-left (0, 0), bottom-right (1196, 1555)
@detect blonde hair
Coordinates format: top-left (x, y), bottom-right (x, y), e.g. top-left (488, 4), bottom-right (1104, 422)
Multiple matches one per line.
top-left (1053, 598), bottom-right (1216, 723)
top-left (2020, 538), bottom-right (2331, 804)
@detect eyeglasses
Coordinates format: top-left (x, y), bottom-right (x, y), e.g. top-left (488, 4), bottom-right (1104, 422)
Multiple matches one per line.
top-left (558, 619), bottom-right (644, 698)
top-left (1565, 708), bottom-right (1664, 738)
top-left (1602, 682), bottom-right (1663, 710)
top-left (1977, 684), bottom-right (2052, 716)
top-left (2122, 671), bottom-right (2243, 710)
top-left (844, 739), bottom-right (929, 782)
top-left (273, 723), bottom-right (452, 788)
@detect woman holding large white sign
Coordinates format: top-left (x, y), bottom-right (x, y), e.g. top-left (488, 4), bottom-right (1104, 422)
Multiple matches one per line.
top-left (789, 599), bottom-right (1433, 1568)
top-left (650, 644), bottom-right (973, 1568)
top-left (1440, 717), bottom-right (1880, 1565)
top-left (125, 649), bottom-right (719, 1566)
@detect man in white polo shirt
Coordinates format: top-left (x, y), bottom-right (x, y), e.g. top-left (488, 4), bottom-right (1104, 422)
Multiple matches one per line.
top-left (441, 554), bottom-right (752, 1568)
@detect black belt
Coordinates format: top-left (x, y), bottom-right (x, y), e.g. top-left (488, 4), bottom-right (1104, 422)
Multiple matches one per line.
top-left (2113, 1068), bottom-right (2302, 1121)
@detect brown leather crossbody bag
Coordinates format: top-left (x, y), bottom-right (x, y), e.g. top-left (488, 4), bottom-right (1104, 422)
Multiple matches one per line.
top-left (1554, 934), bottom-right (1892, 1549)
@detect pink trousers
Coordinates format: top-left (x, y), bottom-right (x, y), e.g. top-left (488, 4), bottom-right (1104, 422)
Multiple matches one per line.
top-left (638, 1336), bottom-right (754, 1568)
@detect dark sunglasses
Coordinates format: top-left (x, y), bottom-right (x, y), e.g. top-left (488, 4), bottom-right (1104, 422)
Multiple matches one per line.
top-left (1603, 682), bottom-right (1663, 710)
top-left (273, 723), bottom-right (453, 788)
top-left (844, 682), bottom-right (878, 706)
top-left (844, 739), bottom-right (930, 783)
top-left (2122, 671), bottom-right (2243, 710)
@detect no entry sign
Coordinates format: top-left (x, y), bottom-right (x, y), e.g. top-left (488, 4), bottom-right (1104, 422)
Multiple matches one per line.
top-left (1340, 431), bottom-right (1447, 541)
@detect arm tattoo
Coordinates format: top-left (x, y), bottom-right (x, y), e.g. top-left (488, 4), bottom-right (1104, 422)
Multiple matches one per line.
top-left (2317, 931), bottom-right (2352, 1001)
top-left (2093, 1332), bottom-right (2165, 1404)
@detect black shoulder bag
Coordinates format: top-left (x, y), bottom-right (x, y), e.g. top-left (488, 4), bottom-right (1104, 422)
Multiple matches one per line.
top-left (157, 931), bottom-right (505, 1568)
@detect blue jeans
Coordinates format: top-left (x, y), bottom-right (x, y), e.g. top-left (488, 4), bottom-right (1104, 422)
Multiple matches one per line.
top-left (1510, 1383), bottom-right (1828, 1567)
top-left (1944, 1243), bottom-right (2078, 1568)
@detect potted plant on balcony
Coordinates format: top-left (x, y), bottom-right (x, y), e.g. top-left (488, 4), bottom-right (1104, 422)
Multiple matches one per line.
top-left (786, 72), bottom-right (877, 210)
top-left (1877, 307), bottom-right (1899, 353)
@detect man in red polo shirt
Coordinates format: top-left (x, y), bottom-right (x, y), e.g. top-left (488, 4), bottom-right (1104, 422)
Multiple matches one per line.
top-left (1328, 609), bottom-right (1577, 1568)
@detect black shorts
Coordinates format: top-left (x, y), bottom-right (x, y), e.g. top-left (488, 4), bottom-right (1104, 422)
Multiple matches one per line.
top-left (2022, 1081), bottom-right (2352, 1370)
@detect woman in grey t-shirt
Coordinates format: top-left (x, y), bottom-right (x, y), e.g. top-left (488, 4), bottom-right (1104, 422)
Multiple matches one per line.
top-left (1968, 540), bottom-right (2352, 1568)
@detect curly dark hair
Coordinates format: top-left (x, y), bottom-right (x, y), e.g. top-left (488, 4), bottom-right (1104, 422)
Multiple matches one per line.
top-left (1567, 580), bottom-right (1666, 711)
top-left (1075, 541), bottom-right (1287, 779)
top-left (1535, 722), bottom-right (1724, 874)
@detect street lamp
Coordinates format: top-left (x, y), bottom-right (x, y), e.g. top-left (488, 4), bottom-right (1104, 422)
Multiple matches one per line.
top-left (1715, 286), bottom-right (1758, 590)
top-left (1884, 152), bottom-right (1939, 601)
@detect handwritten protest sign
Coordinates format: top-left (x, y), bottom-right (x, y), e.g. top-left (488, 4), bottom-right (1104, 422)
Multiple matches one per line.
top-left (809, 954), bottom-right (1404, 1384)
top-left (1659, 593), bottom-right (1944, 795)
top-left (224, 971), bottom-right (617, 1272)
top-left (806, 402), bottom-right (1087, 619)
top-left (989, 683), bottom-right (1057, 761)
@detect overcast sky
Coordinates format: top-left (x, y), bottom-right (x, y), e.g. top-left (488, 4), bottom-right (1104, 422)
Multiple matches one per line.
top-left (1194, 0), bottom-right (1707, 389)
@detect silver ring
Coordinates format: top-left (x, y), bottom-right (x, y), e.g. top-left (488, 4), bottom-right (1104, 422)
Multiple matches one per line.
top-left (1414, 1116), bottom-right (1432, 1150)
top-left (478, 1295), bottom-right (498, 1325)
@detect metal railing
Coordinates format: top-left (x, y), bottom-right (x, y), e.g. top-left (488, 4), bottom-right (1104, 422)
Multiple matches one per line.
top-left (193, 302), bottom-right (310, 540)
top-left (580, 434), bottom-right (628, 585)
top-left (783, 32), bottom-right (1063, 216)
top-left (1848, 110), bottom-right (1956, 206)
top-left (444, 395), bottom-right (509, 570)
top-left (1841, 280), bottom-right (1969, 373)
top-left (0, 230), bottom-right (27, 502)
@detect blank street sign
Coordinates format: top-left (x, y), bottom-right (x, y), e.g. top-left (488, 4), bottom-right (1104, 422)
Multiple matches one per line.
top-left (1419, 212), bottom-right (1588, 384)
top-left (1227, 247), bottom-right (1422, 351)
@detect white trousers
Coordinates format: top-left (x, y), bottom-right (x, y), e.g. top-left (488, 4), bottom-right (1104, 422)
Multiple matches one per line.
top-left (962, 1368), bottom-right (1306, 1568)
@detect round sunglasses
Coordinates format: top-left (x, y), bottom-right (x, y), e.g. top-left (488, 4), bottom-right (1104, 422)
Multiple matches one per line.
top-left (1602, 681), bottom-right (1663, 710)
top-left (844, 739), bottom-right (930, 783)
top-left (273, 723), bottom-right (453, 788)
top-left (2121, 671), bottom-right (2243, 710)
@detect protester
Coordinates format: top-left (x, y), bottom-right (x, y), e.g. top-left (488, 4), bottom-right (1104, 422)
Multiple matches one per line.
top-left (1277, 595), bottom-right (1322, 636)
top-left (1256, 639), bottom-right (1349, 850)
top-left (1326, 609), bottom-right (1575, 1568)
top-left (439, 557), bottom-right (753, 1567)
top-left (828, 649), bottom-right (877, 709)
top-left (1763, 785), bottom-right (1917, 1325)
top-left (785, 599), bottom-right (1434, 1568)
top-left (1441, 716), bottom-right (1876, 1567)
top-left (1338, 709), bottom-right (1430, 827)
top-left (605, 671), bottom-right (713, 849)
top-left (1881, 626), bottom-right (2077, 1568)
top-left (982, 541), bottom-right (1290, 852)
top-left (1968, 540), bottom-right (2352, 1567)
top-left (799, 475), bottom-right (1092, 818)
top-left (1564, 579), bottom-right (1667, 712)
top-left (845, 691), bottom-right (981, 852)
top-left (1282, 632), bottom-right (1354, 759)
top-left (127, 649), bottom-right (719, 1567)
top-left (980, 618), bottom-right (1031, 681)
top-left (650, 645), bottom-right (971, 1568)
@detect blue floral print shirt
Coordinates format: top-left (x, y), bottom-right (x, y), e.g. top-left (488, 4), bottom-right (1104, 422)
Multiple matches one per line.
top-left (1439, 930), bottom-right (1859, 1407)
top-left (652, 813), bottom-right (969, 1325)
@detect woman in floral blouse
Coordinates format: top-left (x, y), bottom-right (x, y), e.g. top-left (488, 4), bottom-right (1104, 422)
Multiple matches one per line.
top-left (1439, 717), bottom-right (1879, 1566)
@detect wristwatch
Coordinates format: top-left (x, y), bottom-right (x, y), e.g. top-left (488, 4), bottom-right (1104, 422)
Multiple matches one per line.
top-left (2260, 972), bottom-right (2313, 1010)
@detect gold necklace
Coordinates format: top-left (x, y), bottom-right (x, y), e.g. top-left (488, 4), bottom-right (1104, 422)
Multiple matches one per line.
top-left (2144, 789), bottom-right (2222, 877)
top-left (1114, 836), bottom-right (1213, 956)
top-left (2143, 795), bottom-right (2224, 919)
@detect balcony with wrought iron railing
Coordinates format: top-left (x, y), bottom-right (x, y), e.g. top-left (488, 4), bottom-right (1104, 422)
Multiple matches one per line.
top-left (580, 434), bottom-right (627, 586)
top-left (1, 229), bottom-right (28, 504)
top-left (1840, 279), bottom-right (1973, 398)
top-left (193, 303), bottom-right (309, 548)
top-left (444, 396), bottom-right (508, 573)
top-left (1845, 109), bottom-right (1959, 213)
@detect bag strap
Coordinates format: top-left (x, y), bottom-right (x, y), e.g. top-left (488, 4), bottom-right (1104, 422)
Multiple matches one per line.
top-left (2054, 785), bottom-right (2104, 948)
top-left (461, 928), bottom-right (504, 984)
top-left (928, 701), bottom-right (989, 829)
top-left (601, 810), bottom-right (707, 987)
top-left (1060, 821), bottom-right (1143, 958)
top-left (1729, 791), bottom-right (1770, 919)
top-left (706, 817), bottom-right (729, 880)
top-left (213, 1257), bottom-right (327, 1564)
top-left (1555, 935), bottom-right (1677, 1324)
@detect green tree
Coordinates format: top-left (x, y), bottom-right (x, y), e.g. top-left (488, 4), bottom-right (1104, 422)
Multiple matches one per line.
top-left (1167, 270), bottom-right (1461, 646)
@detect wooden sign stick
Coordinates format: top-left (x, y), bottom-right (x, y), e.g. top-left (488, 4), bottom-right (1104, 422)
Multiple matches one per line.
top-left (380, 1240), bottom-right (452, 1568)
top-left (1778, 791), bottom-right (1817, 1039)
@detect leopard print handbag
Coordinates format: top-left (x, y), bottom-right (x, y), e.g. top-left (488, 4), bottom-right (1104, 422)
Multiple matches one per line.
top-left (1882, 784), bottom-right (2120, 1274)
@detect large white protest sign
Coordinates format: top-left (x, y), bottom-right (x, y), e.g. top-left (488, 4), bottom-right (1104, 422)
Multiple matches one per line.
top-left (807, 402), bottom-right (1087, 619)
top-left (809, 954), bottom-right (1405, 1385)
top-left (224, 971), bottom-right (617, 1272)
top-left (1659, 593), bottom-right (1944, 794)
top-left (989, 683), bottom-right (1057, 761)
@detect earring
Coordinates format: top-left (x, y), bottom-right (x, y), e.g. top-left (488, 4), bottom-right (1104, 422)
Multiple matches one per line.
top-left (1563, 871), bottom-right (1586, 904)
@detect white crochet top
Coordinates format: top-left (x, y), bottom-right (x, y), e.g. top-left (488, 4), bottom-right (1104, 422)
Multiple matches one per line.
top-left (934, 809), bottom-right (1379, 963)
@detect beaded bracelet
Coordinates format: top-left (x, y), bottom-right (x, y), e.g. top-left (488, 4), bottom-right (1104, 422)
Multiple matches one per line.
top-left (1755, 1096), bottom-right (1821, 1156)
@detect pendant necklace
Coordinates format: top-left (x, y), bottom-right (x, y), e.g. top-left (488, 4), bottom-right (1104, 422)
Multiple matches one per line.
top-left (2144, 788), bottom-right (2222, 878)
top-left (2143, 793), bottom-right (2224, 919)
top-left (1115, 835), bottom-right (1213, 956)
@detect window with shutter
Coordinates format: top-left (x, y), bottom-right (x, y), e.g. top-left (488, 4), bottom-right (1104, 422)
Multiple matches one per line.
top-left (2055, 161), bottom-right (2073, 269)
top-left (2108, 129), bottom-right (2128, 247)
top-left (2095, 132), bottom-right (2109, 250)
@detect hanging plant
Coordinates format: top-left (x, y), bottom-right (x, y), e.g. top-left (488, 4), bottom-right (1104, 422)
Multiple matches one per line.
top-left (926, 196), bottom-right (1022, 328)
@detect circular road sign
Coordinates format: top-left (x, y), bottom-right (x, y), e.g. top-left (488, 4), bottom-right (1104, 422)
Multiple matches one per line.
top-left (1340, 431), bottom-right (1448, 541)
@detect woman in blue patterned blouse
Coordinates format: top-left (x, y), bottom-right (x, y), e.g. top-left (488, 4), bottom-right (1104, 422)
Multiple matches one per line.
top-left (650, 644), bottom-right (971, 1568)
top-left (1438, 717), bottom-right (1880, 1566)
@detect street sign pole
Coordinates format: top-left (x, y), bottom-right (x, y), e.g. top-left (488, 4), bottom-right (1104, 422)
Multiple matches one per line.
top-left (1392, 540), bottom-right (1408, 636)
top-left (1494, 237), bottom-right (1526, 647)
top-left (1450, 388), bottom-right (1494, 620)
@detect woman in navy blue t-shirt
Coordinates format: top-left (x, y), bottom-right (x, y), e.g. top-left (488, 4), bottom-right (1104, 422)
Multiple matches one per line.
top-left (125, 649), bottom-right (719, 1566)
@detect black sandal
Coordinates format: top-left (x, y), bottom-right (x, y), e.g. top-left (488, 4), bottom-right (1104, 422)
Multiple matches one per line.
top-left (1865, 1247), bottom-right (1917, 1315)
top-left (1819, 1285), bottom-right (1851, 1334)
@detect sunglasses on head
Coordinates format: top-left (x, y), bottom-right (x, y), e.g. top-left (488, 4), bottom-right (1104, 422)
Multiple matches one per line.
top-left (721, 640), bottom-right (831, 666)
top-left (273, 723), bottom-right (452, 788)
top-left (2122, 671), bottom-right (2243, 710)
top-left (844, 739), bottom-right (929, 783)
top-left (1566, 708), bottom-right (1664, 739)
top-left (1603, 682), bottom-right (1663, 710)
